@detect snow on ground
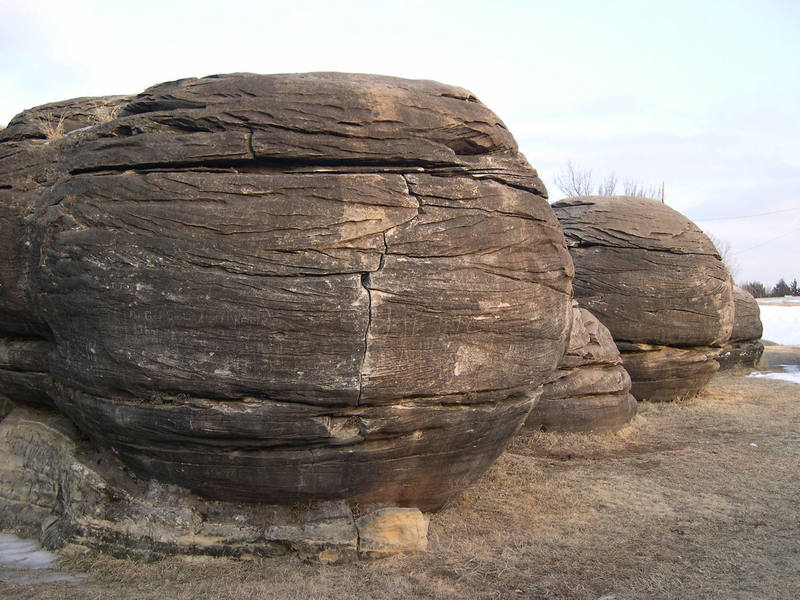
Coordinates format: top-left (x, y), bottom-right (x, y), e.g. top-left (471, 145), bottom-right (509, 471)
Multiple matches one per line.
top-left (756, 297), bottom-right (800, 306)
top-left (757, 299), bottom-right (800, 346)
top-left (0, 533), bottom-right (86, 585)
top-left (748, 298), bottom-right (800, 383)
top-left (0, 534), bottom-right (57, 569)
top-left (748, 364), bottom-right (800, 385)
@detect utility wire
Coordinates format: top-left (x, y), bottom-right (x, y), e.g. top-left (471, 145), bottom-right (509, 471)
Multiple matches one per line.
top-left (694, 207), bottom-right (800, 222)
top-left (737, 225), bottom-right (800, 254)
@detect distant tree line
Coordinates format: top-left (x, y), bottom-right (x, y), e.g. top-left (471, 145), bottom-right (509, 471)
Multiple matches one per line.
top-left (740, 278), bottom-right (800, 298)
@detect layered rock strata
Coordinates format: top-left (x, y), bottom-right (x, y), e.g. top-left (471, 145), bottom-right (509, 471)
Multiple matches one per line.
top-left (615, 343), bottom-right (723, 403)
top-left (553, 196), bottom-right (734, 402)
top-left (0, 406), bottom-right (426, 562)
top-left (525, 303), bottom-right (636, 432)
top-left (717, 287), bottom-right (764, 369)
top-left (0, 73), bottom-right (573, 516)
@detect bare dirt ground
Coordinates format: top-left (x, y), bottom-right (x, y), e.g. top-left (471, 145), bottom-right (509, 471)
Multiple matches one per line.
top-left (3, 347), bottom-right (799, 600)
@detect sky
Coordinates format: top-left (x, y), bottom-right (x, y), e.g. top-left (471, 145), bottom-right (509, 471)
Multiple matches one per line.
top-left (1, 0), bottom-right (798, 286)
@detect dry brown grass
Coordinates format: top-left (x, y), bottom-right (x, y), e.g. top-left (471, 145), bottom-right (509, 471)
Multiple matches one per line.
top-left (38, 112), bottom-right (69, 141)
top-left (3, 348), bottom-right (799, 599)
top-left (91, 103), bottom-right (122, 124)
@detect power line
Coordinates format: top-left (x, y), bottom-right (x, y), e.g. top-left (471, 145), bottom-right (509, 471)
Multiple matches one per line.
top-left (694, 207), bottom-right (800, 222)
top-left (737, 225), bottom-right (800, 254)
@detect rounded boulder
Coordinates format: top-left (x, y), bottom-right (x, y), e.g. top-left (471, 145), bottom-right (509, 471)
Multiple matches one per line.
top-left (553, 196), bottom-right (734, 402)
top-left (0, 73), bottom-right (574, 511)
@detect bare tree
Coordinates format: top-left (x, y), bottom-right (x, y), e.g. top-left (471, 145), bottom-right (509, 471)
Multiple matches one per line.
top-left (597, 172), bottom-right (617, 196)
top-left (554, 162), bottom-right (662, 201)
top-left (554, 162), bottom-right (594, 197)
top-left (740, 281), bottom-right (767, 298)
top-left (706, 233), bottom-right (740, 282)
top-left (622, 178), bottom-right (661, 201)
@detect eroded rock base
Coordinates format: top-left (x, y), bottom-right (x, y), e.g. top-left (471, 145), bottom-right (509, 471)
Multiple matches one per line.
top-left (0, 406), bottom-right (427, 563)
top-left (717, 340), bottom-right (765, 370)
top-left (618, 343), bottom-right (720, 403)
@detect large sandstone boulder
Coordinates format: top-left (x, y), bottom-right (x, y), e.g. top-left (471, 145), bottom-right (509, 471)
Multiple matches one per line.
top-left (0, 73), bottom-right (573, 516)
top-left (525, 303), bottom-right (636, 432)
top-left (553, 196), bottom-right (734, 402)
top-left (717, 287), bottom-right (764, 369)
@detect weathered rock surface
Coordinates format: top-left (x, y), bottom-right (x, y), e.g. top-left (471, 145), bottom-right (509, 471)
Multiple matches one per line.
top-left (0, 396), bottom-right (11, 422)
top-left (553, 197), bottom-right (734, 402)
top-left (717, 287), bottom-right (764, 369)
top-left (0, 406), bottom-right (426, 562)
top-left (0, 96), bottom-right (129, 338)
top-left (728, 288), bottom-right (763, 342)
top-left (617, 343), bottom-right (721, 403)
top-left (525, 304), bottom-right (636, 432)
top-left (0, 338), bottom-right (53, 408)
top-left (0, 73), bottom-right (573, 512)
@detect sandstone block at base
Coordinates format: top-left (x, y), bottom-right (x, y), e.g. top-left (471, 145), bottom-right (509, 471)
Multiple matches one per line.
top-left (0, 406), bottom-right (422, 562)
top-left (356, 507), bottom-right (429, 556)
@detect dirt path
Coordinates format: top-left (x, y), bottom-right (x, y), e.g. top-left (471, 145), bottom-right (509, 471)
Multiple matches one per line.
top-left (3, 347), bottom-right (799, 599)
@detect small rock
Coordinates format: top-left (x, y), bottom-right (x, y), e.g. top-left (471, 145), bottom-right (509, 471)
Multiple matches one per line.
top-left (356, 507), bottom-right (429, 556)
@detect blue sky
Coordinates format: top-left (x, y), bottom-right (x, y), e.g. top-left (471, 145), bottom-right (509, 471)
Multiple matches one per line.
top-left (1, 0), bottom-right (798, 285)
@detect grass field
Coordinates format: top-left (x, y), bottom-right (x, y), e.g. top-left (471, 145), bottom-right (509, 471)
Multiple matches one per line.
top-left (2, 347), bottom-right (799, 599)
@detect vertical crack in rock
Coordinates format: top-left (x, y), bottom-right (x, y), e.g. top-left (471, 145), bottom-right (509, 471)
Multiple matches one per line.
top-left (246, 126), bottom-right (256, 159)
top-left (357, 269), bottom-right (373, 407)
top-left (400, 174), bottom-right (425, 218)
top-left (357, 176), bottom-right (422, 405)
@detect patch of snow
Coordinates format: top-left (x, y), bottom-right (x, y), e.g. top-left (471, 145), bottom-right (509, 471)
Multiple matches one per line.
top-left (747, 364), bottom-right (800, 385)
top-left (0, 533), bottom-right (86, 586)
top-left (757, 297), bottom-right (800, 306)
top-left (757, 302), bottom-right (800, 345)
top-left (0, 534), bottom-right (57, 569)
